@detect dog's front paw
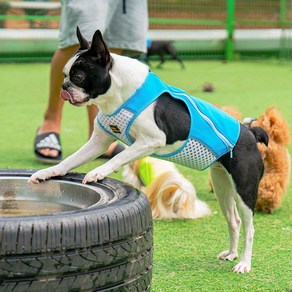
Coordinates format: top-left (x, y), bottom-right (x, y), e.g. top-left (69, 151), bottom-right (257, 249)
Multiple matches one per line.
top-left (28, 167), bottom-right (65, 184)
top-left (217, 250), bottom-right (238, 261)
top-left (83, 166), bottom-right (110, 184)
top-left (232, 261), bottom-right (251, 273)
top-left (82, 168), bottom-right (106, 184)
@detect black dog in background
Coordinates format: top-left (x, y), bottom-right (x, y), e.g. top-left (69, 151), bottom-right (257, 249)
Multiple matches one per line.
top-left (145, 40), bottom-right (185, 69)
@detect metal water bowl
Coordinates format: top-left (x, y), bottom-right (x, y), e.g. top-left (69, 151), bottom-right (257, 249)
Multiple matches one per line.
top-left (0, 176), bottom-right (115, 217)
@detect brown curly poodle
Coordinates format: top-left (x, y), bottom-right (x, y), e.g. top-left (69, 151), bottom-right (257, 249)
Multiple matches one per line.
top-left (249, 107), bottom-right (291, 213)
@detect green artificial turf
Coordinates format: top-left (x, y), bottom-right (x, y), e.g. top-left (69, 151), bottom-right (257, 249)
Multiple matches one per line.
top-left (0, 60), bottom-right (291, 291)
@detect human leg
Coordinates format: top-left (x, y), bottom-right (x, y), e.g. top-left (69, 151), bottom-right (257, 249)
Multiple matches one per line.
top-left (35, 45), bottom-right (79, 160)
top-left (35, 0), bottom-right (147, 161)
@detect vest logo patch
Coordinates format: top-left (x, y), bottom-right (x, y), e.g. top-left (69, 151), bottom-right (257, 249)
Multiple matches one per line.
top-left (109, 124), bottom-right (121, 134)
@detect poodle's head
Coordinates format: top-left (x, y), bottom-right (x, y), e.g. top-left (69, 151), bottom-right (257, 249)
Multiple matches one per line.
top-left (252, 107), bottom-right (290, 146)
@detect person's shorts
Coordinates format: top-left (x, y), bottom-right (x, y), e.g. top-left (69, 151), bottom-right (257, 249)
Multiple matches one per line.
top-left (59, 0), bottom-right (148, 54)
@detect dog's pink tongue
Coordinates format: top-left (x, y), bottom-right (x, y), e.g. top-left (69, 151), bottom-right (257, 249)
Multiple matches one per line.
top-left (60, 89), bottom-right (75, 103)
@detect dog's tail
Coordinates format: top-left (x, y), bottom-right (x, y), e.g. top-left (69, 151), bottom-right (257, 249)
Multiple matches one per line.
top-left (145, 171), bottom-right (211, 219)
top-left (250, 126), bottom-right (269, 146)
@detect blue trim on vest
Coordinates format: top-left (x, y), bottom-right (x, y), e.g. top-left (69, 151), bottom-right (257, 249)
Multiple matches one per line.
top-left (97, 72), bottom-right (240, 167)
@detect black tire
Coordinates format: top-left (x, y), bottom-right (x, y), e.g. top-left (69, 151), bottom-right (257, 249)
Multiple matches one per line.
top-left (0, 169), bottom-right (153, 291)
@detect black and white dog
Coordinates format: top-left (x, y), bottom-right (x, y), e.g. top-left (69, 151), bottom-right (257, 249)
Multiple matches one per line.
top-left (29, 28), bottom-right (268, 274)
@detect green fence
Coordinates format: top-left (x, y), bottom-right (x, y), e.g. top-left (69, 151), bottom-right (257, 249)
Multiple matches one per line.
top-left (148, 0), bottom-right (292, 60)
top-left (0, 0), bottom-right (292, 62)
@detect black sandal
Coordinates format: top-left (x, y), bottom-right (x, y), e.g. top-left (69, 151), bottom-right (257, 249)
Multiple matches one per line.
top-left (34, 131), bottom-right (62, 164)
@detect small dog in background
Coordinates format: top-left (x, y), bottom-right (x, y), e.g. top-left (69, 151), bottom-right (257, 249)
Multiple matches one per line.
top-left (123, 157), bottom-right (211, 219)
top-left (145, 39), bottom-right (185, 69)
top-left (244, 107), bottom-right (291, 214)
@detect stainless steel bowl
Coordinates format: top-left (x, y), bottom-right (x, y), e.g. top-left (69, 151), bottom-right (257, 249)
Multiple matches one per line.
top-left (0, 176), bottom-right (116, 216)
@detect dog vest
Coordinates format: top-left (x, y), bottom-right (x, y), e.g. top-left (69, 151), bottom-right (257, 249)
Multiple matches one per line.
top-left (97, 72), bottom-right (240, 170)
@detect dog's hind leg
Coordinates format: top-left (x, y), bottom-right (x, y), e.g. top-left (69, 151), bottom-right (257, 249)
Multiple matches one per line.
top-left (213, 125), bottom-right (266, 273)
top-left (167, 46), bottom-right (185, 69)
top-left (232, 195), bottom-right (254, 273)
top-left (210, 163), bottom-right (241, 262)
top-left (157, 53), bottom-right (165, 69)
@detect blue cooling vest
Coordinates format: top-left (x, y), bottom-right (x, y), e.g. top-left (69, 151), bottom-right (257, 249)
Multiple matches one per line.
top-left (97, 72), bottom-right (240, 170)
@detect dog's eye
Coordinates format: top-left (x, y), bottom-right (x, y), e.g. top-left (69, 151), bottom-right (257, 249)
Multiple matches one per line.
top-left (72, 74), bottom-right (84, 84)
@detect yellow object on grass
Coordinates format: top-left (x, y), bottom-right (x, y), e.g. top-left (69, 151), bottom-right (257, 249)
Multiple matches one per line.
top-left (137, 157), bottom-right (156, 186)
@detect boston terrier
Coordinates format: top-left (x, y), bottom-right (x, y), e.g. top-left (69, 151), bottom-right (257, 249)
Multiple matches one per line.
top-left (29, 27), bottom-right (268, 274)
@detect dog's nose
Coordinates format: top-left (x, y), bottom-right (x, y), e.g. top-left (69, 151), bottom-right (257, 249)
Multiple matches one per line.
top-left (62, 82), bottom-right (69, 91)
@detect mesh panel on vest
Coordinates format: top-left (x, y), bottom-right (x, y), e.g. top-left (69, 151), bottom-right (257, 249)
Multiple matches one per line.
top-left (97, 109), bottom-right (133, 145)
top-left (155, 138), bottom-right (216, 170)
top-left (98, 108), bottom-right (217, 170)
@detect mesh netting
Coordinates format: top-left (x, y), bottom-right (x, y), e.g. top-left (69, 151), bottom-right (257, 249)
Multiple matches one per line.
top-left (0, 0), bottom-right (292, 61)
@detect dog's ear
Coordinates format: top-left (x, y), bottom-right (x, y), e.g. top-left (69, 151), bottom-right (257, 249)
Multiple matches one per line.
top-left (76, 26), bottom-right (90, 50)
top-left (89, 30), bottom-right (111, 66)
